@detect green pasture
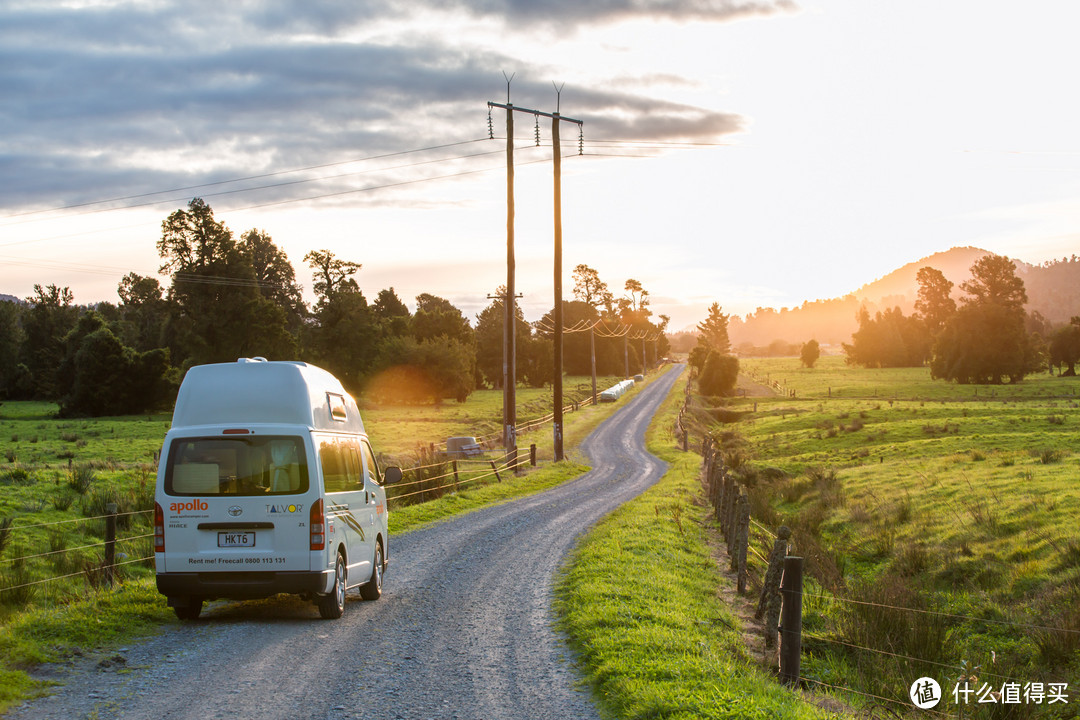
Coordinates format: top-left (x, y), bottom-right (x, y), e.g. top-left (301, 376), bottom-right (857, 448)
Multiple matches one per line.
top-left (713, 356), bottom-right (1080, 713)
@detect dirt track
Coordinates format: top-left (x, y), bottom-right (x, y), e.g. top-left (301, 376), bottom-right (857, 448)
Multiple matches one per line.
top-left (8, 364), bottom-right (684, 720)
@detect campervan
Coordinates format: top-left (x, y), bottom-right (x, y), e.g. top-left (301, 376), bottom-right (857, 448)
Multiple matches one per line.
top-left (154, 358), bottom-right (400, 620)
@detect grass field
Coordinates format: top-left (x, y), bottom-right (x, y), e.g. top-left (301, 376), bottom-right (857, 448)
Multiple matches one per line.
top-left (712, 356), bottom-right (1080, 716)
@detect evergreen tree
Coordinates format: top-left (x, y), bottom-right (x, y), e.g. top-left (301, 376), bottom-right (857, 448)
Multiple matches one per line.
top-left (697, 302), bottom-right (731, 354)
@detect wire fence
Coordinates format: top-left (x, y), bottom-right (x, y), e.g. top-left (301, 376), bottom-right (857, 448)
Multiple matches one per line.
top-left (692, 404), bottom-right (1079, 716)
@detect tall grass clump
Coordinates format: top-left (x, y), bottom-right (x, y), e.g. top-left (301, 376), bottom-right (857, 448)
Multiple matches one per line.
top-left (67, 464), bottom-right (96, 494)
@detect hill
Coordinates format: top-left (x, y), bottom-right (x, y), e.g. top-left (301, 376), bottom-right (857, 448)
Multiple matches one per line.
top-left (728, 247), bottom-right (1080, 348)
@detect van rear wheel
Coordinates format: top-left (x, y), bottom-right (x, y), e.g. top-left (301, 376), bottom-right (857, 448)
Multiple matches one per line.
top-left (173, 598), bottom-right (202, 621)
top-left (318, 553), bottom-right (347, 619)
top-left (359, 542), bottom-right (383, 601)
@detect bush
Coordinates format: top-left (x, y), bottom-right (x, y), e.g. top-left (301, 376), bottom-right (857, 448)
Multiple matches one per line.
top-left (67, 464), bottom-right (95, 494)
top-left (698, 351), bottom-right (739, 397)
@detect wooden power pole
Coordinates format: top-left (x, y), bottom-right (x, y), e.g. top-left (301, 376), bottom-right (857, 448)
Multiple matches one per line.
top-left (488, 84), bottom-right (582, 463)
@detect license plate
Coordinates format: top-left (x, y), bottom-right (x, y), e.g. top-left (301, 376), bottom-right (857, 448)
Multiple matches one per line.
top-left (218, 532), bottom-right (255, 548)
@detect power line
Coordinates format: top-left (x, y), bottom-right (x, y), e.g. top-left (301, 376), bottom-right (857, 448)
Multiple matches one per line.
top-left (0, 154), bottom-right (558, 252)
top-left (0, 138), bottom-right (491, 221)
top-left (0, 146), bottom-right (508, 228)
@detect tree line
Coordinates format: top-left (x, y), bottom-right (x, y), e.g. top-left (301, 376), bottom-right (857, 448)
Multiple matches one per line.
top-left (0, 199), bottom-right (671, 415)
top-left (842, 254), bottom-right (1080, 383)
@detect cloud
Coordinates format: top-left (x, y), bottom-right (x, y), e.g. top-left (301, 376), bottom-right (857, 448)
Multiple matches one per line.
top-left (0, 0), bottom-right (754, 214)
top-left (420, 0), bottom-right (798, 26)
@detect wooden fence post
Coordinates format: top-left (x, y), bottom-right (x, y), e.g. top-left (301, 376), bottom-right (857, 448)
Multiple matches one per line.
top-left (452, 460), bottom-right (459, 490)
top-left (735, 494), bottom-right (750, 593)
top-left (530, 444), bottom-right (537, 466)
top-left (755, 525), bottom-right (791, 620)
top-left (725, 483), bottom-right (743, 557)
top-left (779, 556), bottom-right (804, 685)
top-left (490, 460), bottom-right (502, 482)
top-left (105, 502), bottom-right (118, 588)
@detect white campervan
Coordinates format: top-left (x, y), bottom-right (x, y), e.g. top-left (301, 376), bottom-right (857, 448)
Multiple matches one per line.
top-left (154, 358), bottom-right (400, 620)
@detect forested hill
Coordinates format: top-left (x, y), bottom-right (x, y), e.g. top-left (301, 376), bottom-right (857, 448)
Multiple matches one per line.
top-left (729, 247), bottom-right (1080, 348)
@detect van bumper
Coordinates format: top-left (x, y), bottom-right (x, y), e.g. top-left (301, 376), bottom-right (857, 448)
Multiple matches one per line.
top-left (157, 570), bottom-right (334, 601)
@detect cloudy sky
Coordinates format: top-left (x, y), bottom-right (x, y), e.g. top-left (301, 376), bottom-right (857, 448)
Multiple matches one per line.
top-left (3, 0), bottom-right (1080, 331)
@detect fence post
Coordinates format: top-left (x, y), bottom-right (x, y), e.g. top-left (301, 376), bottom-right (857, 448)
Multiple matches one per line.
top-left (490, 460), bottom-right (502, 482)
top-left (726, 485), bottom-right (739, 554)
top-left (452, 460), bottom-right (459, 490)
top-left (530, 443), bottom-right (537, 466)
top-left (512, 445), bottom-right (522, 476)
top-left (735, 494), bottom-right (750, 593)
top-left (779, 556), bottom-right (804, 685)
top-left (105, 502), bottom-right (118, 588)
top-left (755, 525), bottom-right (791, 620)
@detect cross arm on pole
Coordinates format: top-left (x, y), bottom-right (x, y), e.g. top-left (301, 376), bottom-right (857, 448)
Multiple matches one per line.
top-left (487, 102), bottom-right (583, 126)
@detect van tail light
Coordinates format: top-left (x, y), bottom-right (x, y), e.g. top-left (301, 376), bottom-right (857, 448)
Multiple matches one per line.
top-left (310, 499), bottom-right (325, 551)
top-left (154, 502), bottom-right (165, 552)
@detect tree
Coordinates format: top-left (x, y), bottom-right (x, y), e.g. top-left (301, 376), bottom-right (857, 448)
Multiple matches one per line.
top-left (843, 307), bottom-right (929, 368)
top-left (698, 351), bottom-right (739, 396)
top-left (158, 197), bottom-right (235, 275)
top-left (19, 284), bottom-right (79, 398)
top-left (367, 335), bottom-right (475, 404)
top-left (960, 254), bottom-right (1027, 312)
top-left (931, 255), bottom-right (1037, 384)
top-left (0, 300), bottom-right (30, 399)
top-left (697, 302), bottom-right (731, 354)
top-left (116, 273), bottom-right (167, 351)
top-left (372, 287), bottom-right (411, 339)
top-left (914, 266), bottom-right (956, 336)
top-left (56, 312), bottom-right (174, 416)
top-left (158, 199), bottom-right (296, 365)
top-left (240, 229), bottom-right (305, 328)
top-left (618, 278), bottom-right (650, 321)
top-left (801, 339), bottom-right (821, 368)
top-left (1049, 317), bottom-right (1080, 376)
top-left (572, 264), bottom-right (612, 310)
top-left (412, 294), bottom-right (473, 345)
top-left (931, 304), bottom-right (1038, 384)
top-left (304, 249), bottom-right (361, 306)
top-left (475, 288), bottom-right (532, 388)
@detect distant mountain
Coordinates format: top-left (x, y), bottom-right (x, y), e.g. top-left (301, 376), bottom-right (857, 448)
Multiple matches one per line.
top-left (0, 293), bottom-right (22, 305)
top-left (729, 247), bottom-right (1080, 347)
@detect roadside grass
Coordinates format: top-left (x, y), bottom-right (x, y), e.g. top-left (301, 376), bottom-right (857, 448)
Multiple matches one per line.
top-left (388, 460), bottom-right (589, 534)
top-left (714, 357), bottom-right (1080, 711)
top-left (556, 369), bottom-right (830, 719)
top-left (0, 579), bottom-right (171, 711)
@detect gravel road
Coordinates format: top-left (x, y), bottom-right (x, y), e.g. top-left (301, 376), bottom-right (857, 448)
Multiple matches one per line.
top-left (8, 364), bottom-right (684, 720)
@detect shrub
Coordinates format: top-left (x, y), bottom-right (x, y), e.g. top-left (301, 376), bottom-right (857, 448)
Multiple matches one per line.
top-left (0, 555), bottom-right (36, 607)
top-left (698, 351), bottom-right (739, 397)
top-left (1034, 449), bottom-right (1064, 465)
top-left (3, 466), bottom-right (34, 484)
top-left (67, 464), bottom-right (95, 494)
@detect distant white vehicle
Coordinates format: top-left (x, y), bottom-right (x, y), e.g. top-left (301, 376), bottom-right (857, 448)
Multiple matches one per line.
top-left (154, 358), bottom-right (401, 620)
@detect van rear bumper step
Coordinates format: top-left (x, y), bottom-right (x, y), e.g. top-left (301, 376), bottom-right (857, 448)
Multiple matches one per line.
top-left (157, 570), bottom-right (333, 600)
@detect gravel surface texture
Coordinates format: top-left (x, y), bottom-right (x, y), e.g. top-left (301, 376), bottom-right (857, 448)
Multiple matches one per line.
top-left (8, 364), bottom-right (683, 720)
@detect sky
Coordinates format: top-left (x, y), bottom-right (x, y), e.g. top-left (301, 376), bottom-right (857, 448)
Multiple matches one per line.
top-left (3, 0), bottom-right (1080, 332)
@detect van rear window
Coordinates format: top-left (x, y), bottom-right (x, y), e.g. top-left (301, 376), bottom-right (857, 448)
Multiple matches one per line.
top-left (164, 436), bottom-right (309, 496)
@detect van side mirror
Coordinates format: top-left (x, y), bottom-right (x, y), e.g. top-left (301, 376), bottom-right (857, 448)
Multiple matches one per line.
top-left (383, 466), bottom-right (402, 485)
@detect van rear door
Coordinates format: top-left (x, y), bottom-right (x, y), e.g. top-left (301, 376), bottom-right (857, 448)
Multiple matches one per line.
top-left (160, 434), bottom-right (313, 573)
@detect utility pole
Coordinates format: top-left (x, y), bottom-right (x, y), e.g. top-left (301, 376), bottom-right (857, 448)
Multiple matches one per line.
top-left (488, 82), bottom-right (582, 463)
top-left (589, 322), bottom-right (597, 405)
